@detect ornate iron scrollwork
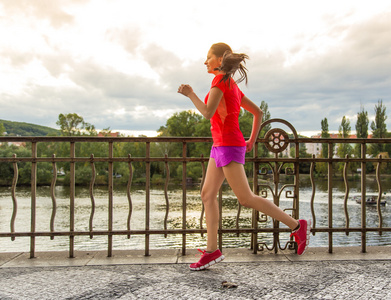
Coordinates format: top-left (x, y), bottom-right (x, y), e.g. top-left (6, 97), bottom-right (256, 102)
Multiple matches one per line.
top-left (255, 119), bottom-right (299, 254)
top-left (264, 128), bottom-right (290, 153)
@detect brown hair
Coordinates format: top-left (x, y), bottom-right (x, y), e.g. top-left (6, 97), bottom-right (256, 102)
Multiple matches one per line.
top-left (210, 43), bottom-right (249, 84)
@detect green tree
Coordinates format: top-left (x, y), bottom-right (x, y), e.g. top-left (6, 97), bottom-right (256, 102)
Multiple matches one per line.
top-left (356, 106), bottom-right (369, 139)
top-left (354, 105), bottom-right (369, 162)
top-left (158, 110), bottom-right (203, 159)
top-left (239, 101), bottom-right (272, 176)
top-left (56, 113), bottom-right (96, 136)
top-left (0, 145), bottom-right (51, 185)
top-left (320, 118), bottom-right (330, 159)
top-left (370, 100), bottom-right (387, 155)
top-left (194, 118), bottom-right (212, 157)
top-left (256, 101), bottom-right (272, 158)
top-left (120, 140), bottom-right (147, 183)
top-left (239, 110), bottom-right (253, 138)
top-left (315, 118), bottom-right (331, 175)
top-left (0, 123), bottom-right (5, 136)
top-left (161, 110), bottom-right (202, 137)
top-left (337, 116), bottom-right (353, 173)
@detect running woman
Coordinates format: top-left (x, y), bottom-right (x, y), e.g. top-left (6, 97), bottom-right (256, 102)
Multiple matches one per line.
top-left (178, 43), bottom-right (310, 271)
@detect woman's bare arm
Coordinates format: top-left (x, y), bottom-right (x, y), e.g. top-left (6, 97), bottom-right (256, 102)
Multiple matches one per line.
top-left (241, 95), bottom-right (263, 152)
top-left (178, 84), bottom-right (222, 120)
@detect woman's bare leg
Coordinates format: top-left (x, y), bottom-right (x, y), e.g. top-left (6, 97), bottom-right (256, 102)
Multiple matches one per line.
top-left (222, 161), bottom-right (299, 230)
top-left (201, 158), bottom-right (226, 252)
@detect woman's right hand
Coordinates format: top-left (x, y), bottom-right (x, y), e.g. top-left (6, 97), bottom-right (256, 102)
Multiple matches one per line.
top-left (177, 84), bottom-right (194, 97)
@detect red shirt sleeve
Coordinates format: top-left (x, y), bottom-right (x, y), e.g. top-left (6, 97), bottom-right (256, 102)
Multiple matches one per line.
top-left (210, 75), bottom-right (244, 100)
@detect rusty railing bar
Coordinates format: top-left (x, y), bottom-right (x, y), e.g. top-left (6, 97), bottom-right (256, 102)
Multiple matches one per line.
top-left (30, 142), bottom-right (37, 258)
top-left (1, 155), bottom-right (390, 164)
top-left (126, 154), bottom-right (133, 239)
top-left (343, 155), bottom-right (350, 235)
top-left (108, 142), bottom-right (114, 257)
top-left (163, 154), bottom-right (170, 238)
top-left (181, 142), bottom-right (187, 256)
top-left (251, 141), bottom-right (259, 253)
top-left (1, 226), bottom-right (390, 238)
top-left (200, 154), bottom-right (206, 238)
top-left (361, 143), bottom-right (367, 253)
top-left (145, 142), bottom-right (150, 256)
top-left (375, 154), bottom-right (383, 235)
top-left (69, 142), bottom-right (75, 258)
top-left (50, 154), bottom-right (57, 240)
top-left (89, 154), bottom-right (96, 239)
top-left (218, 187), bottom-right (223, 252)
top-left (328, 142), bottom-right (333, 253)
top-left (10, 154), bottom-right (18, 241)
top-left (309, 154), bottom-right (316, 234)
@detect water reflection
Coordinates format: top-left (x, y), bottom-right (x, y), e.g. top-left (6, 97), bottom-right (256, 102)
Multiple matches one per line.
top-left (0, 179), bottom-right (390, 253)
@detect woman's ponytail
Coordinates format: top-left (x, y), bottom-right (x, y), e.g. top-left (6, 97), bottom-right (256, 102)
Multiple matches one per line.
top-left (219, 51), bottom-right (249, 84)
top-left (210, 43), bottom-right (249, 85)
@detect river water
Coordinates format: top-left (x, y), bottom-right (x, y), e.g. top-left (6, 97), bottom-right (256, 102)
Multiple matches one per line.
top-left (0, 179), bottom-right (390, 253)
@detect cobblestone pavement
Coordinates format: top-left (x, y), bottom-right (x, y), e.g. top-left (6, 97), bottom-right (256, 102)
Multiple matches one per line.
top-left (1, 259), bottom-right (391, 299)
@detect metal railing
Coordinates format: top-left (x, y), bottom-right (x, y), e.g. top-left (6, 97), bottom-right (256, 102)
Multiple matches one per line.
top-left (0, 119), bottom-right (390, 258)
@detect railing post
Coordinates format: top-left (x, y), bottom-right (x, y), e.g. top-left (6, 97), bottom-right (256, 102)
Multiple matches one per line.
top-left (30, 142), bottom-right (37, 259)
top-left (108, 142), bottom-right (113, 257)
top-left (145, 142), bottom-right (150, 256)
top-left (273, 152), bottom-right (280, 253)
top-left (361, 143), bottom-right (367, 253)
top-left (182, 142), bottom-right (187, 255)
top-left (252, 141), bottom-right (259, 254)
top-left (328, 142), bottom-right (333, 253)
top-left (218, 187), bottom-right (223, 251)
top-left (69, 142), bottom-right (75, 258)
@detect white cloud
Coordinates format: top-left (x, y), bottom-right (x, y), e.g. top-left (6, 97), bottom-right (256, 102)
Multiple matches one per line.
top-left (0, 0), bottom-right (390, 136)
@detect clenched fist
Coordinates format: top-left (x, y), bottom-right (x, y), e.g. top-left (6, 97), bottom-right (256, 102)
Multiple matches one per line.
top-left (177, 84), bottom-right (194, 97)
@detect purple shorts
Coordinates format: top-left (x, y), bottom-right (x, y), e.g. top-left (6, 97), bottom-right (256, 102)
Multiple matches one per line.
top-left (210, 146), bottom-right (246, 168)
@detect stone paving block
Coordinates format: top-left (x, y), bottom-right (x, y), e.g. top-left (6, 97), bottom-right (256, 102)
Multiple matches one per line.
top-left (0, 252), bottom-right (22, 267)
top-left (87, 249), bottom-right (179, 266)
top-left (1, 251), bottom-right (96, 268)
top-left (285, 246), bottom-right (391, 262)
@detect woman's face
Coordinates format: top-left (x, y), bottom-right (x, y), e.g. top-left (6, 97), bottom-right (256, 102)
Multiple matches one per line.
top-left (204, 49), bottom-right (222, 74)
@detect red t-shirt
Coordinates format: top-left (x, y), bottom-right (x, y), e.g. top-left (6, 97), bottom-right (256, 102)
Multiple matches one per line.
top-left (204, 74), bottom-right (246, 147)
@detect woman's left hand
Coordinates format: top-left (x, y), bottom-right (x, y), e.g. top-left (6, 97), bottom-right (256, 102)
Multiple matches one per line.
top-left (245, 140), bottom-right (254, 153)
top-left (178, 84), bottom-right (194, 97)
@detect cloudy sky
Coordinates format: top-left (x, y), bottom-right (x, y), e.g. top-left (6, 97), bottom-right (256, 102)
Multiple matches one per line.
top-left (1, 0), bottom-right (390, 136)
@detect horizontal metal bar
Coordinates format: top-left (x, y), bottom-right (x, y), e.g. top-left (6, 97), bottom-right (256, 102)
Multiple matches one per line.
top-left (1, 136), bottom-right (390, 144)
top-left (0, 157), bottom-right (211, 163)
top-left (0, 157), bottom-right (390, 164)
top-left (1, 227), bottom-right (390, 238)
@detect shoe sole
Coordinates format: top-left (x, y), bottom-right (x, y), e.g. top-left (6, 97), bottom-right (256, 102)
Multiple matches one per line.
top-left (299, 219), bottom-right (311, 255)
top-left (189, 254), bottom-right (225, 271)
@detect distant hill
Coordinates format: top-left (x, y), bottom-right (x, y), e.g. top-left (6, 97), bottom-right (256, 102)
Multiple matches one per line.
top-left (0, 119), bottom-right (60, 136)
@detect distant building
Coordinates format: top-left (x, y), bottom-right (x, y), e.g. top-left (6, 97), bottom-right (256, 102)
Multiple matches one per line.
top-left (7, 142), bottom-right (26, 147)
top-left (97, 132), bottom-right (120, 137)
top-left (306, 133), bottom-right (373, 157)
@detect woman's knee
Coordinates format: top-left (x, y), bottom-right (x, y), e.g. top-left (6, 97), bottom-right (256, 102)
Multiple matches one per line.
top-left (201, 189), bottom-right (217, 205)
top-left (237, 197), bottom-right (250, 208)
top-left (237, 193), bottom-right (256, 208)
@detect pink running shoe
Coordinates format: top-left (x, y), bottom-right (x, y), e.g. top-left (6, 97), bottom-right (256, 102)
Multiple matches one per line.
top-left (189, 249), bottom-right (225, 271)
top-left (290, 219), bottom-right (311, 255)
